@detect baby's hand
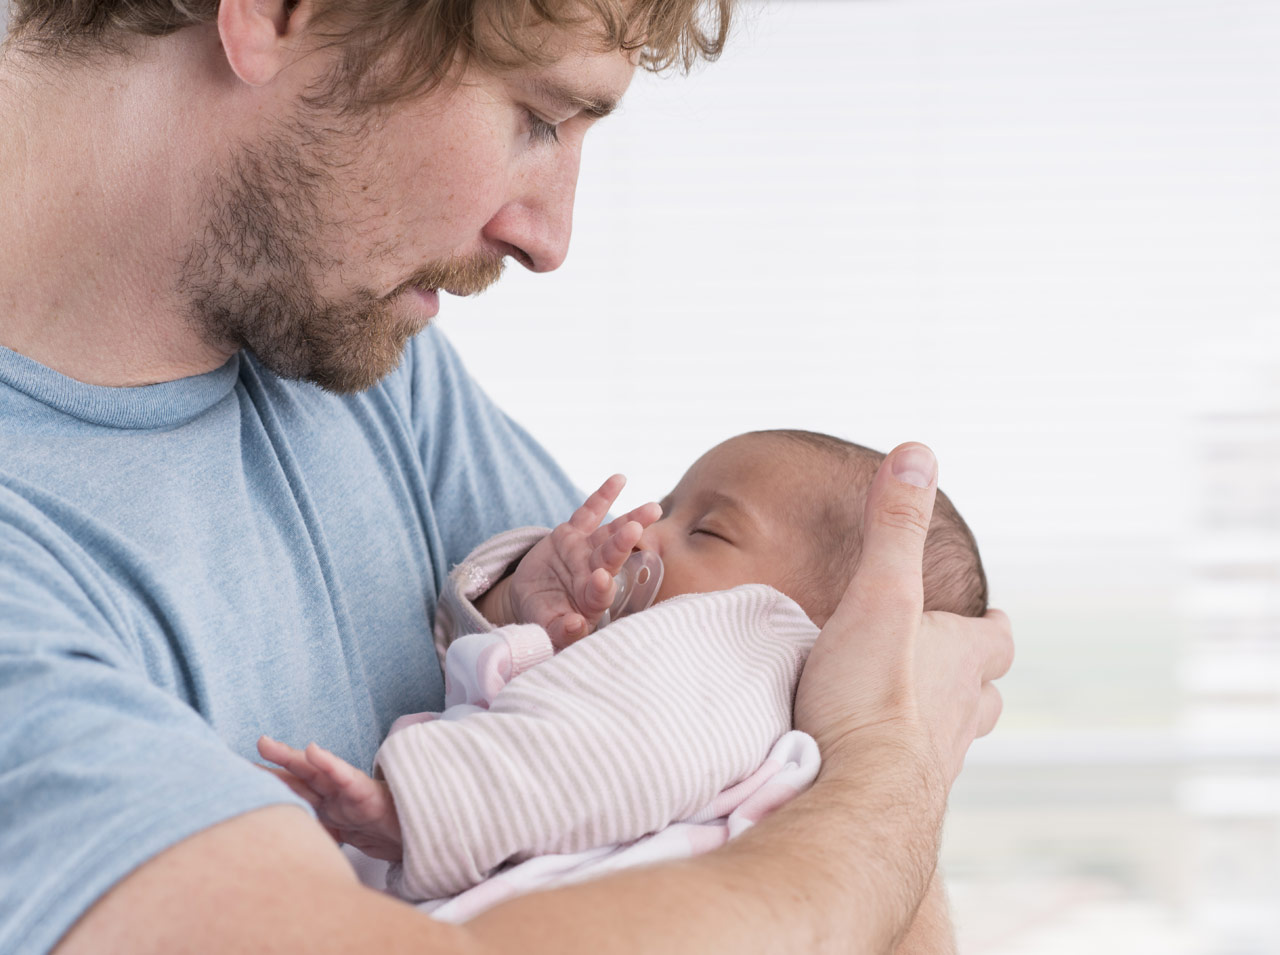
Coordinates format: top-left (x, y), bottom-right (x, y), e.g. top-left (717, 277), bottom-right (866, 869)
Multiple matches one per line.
top-left (492, 475), bottom-right (661, 648)
top-left (257, 735), bottom-right (403, 862)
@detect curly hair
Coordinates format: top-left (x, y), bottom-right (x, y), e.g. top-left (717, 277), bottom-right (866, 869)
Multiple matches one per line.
top-left (5, 0), bottom-right (734, 107)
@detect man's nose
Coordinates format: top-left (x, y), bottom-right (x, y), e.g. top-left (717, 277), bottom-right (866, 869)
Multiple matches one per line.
top-left (482, 148), bottom-right (581, 273)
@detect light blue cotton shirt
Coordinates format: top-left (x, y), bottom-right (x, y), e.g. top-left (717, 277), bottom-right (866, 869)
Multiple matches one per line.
top-left (0, 329), bottom-right (581, 954)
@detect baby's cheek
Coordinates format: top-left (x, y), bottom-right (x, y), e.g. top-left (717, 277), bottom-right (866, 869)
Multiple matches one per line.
top-left (655, 563), bottom-right (736, 604)
top-left (776, 569), bottom-right (831, 627)
top-left (653, 569), bottom-right (694, 606)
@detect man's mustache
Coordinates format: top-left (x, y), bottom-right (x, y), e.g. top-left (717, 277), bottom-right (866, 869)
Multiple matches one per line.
top-left (402, 252), bottom-right (506, 298)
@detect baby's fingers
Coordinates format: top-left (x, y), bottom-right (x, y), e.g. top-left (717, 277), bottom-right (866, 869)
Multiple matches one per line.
top-left (620, 500), bottom-right (662, 529)
top-left (256, 763), bottom-right (324, 811)
top-left (301, 743), bottom-right (368, 801)
top-left (548, 611), bottom-right (589, 649)
top-left (592, 521), bottom-right (646, 579)
top-left (567, 474), bottom-right (627, 533)
top-left (258, 735), bottom-right (320, 783)
top-left (579, 566), bottom-right (617, 617)
top-left (590, 501), bottom-right (662, 548)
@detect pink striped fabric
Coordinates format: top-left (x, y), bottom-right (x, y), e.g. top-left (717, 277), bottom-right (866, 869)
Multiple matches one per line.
top-left (425, 730), bottom-right (821, 922)
top-left (373, 529), bottom-right (820, 904)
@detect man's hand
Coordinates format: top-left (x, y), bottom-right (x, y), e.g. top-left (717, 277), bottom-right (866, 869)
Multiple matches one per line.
top-left (257, 736), bottom-right (404, 862)
top-left (794, 442), bottom-right (1014, 786)
top-left (484, 475), bottom-right (662, 648)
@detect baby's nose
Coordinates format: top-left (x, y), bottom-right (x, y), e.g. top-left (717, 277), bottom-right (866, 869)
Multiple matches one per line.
top-left (636, 522), bottom-right (662, 555)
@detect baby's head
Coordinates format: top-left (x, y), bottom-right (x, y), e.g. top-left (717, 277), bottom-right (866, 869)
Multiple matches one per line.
top-left (638, 430), bottom-right (987, 625)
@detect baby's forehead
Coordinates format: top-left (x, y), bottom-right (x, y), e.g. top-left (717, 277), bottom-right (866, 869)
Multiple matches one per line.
top-left (693, 435), bottom-right (867, 524)
top-left (739, 433), bottom-right (866, 493)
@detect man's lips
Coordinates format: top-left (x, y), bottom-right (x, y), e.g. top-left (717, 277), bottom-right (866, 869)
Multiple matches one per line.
top-left (407, 286), bottom-right (440, 319)
top-left (404, 283), bottom-right (472, 298)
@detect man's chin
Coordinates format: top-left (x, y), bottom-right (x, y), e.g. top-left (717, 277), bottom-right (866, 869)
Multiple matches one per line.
top-left (188, 273), bottom-right (429, 395)
top-left (246, 319), bottom-right (420, 395)
top-left (305, 336), bottom-right (416, 394)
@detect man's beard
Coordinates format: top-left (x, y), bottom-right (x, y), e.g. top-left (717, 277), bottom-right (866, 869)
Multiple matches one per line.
top-left (178, 123), bottom-right (503, 394)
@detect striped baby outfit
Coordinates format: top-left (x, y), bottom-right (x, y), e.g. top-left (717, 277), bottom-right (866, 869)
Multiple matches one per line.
top-left (374, 528), bottom-right (823, 916)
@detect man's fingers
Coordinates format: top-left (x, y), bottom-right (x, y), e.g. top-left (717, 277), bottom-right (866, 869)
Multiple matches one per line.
top-left (975, 682), bottom-right (1004, 739)
top-left (979, 607), bottom-right (1015, 681)
top-left (837, 443), bottom-right (939, 621)
top-left (568, 474), bottom-right (627, 532)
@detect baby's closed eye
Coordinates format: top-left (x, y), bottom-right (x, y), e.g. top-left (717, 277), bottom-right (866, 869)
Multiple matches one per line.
top-left (691, 526), bottom-right (731, 543)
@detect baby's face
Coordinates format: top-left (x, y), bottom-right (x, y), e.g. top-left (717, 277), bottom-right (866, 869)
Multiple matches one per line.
top-left (637, 434), bottom-right (817, 613)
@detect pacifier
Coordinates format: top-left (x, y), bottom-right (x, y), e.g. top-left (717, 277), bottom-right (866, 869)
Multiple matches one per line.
top-left (597, 549), bottom-right (664, 628)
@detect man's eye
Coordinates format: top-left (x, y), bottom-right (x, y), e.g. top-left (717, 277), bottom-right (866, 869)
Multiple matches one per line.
top-left (526, 110), bottom-right (561, 145)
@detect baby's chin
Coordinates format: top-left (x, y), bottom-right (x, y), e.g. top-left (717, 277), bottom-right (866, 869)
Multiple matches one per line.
top-left (653, 582), bottom-right (823, 626)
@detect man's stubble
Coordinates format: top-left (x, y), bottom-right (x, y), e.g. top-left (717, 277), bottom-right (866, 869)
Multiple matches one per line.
top-left (179, 116), bottom-right (503, 394)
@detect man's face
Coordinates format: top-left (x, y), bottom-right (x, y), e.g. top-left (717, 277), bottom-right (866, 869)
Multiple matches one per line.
top-left (638, 435), bottom-right (822, 618)
top-left (181, 29), bottom-right (636, 392)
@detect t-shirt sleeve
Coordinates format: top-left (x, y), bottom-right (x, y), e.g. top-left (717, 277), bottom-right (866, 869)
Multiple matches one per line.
top-left (0, 519), bottom-right (310, 955)
top-left (405, 328), bottom-right (584, 568)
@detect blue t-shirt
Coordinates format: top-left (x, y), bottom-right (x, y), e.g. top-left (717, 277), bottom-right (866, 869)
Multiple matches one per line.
top-left (0, 330), bottom-right (581, 954)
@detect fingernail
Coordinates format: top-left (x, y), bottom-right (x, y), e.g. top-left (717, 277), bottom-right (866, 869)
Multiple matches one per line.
top-left (892, 445), bottom-right (936, 488)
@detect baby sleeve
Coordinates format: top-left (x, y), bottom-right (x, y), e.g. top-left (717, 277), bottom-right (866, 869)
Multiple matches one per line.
top-left (431, 526), bottom-right (549, 667)
top-left (440, 626), bottom-right (556, 711)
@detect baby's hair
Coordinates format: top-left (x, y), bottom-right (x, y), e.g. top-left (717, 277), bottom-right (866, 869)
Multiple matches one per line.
top-left (746, 430), bottom-right (989, 623)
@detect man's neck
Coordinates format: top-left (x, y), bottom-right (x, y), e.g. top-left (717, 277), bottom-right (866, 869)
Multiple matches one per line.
top-left (0, 30), bottom-right (239, 387)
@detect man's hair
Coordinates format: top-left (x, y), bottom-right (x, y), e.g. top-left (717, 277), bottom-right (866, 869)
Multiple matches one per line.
top-left (750, 429), bottom-right (990, 622)
top-left (5, 0), bottom-right (732, 107)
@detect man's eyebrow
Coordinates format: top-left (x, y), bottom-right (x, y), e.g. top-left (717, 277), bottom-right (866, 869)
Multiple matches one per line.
top-left (530, 78), bottom-right (618, 118)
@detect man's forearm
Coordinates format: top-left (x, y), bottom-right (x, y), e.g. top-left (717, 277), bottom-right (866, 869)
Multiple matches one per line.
top-left (894, 873), bottom-right (956, 955)
top-left (57, 731), bottom-right (946, 955)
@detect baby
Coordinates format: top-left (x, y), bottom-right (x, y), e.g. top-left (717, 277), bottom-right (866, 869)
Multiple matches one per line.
top-left (260, 429), bottom-right (987, 919)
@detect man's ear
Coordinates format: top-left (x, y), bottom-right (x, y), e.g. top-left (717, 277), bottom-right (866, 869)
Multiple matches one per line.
top-left (218, 0), bottom-right (311, 87)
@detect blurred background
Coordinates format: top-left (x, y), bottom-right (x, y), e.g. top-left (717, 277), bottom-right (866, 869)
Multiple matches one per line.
top-left (7, 0), bottom-right (1275, 950)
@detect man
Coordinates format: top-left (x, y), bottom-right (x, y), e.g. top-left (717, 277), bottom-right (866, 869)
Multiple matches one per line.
top-left (0, 0), bottom-right (1013, 952)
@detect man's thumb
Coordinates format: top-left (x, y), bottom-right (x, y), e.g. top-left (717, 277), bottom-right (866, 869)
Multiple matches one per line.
top-left (842, 442), bottom-right (939, 620)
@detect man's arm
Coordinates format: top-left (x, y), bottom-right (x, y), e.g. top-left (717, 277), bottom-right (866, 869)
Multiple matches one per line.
top-left (56, 443), bottom-right (1012, 954)
top-left (895, 875), bottom-right (958, 955)
top-left (55, 757), bottom-right (937, 955)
